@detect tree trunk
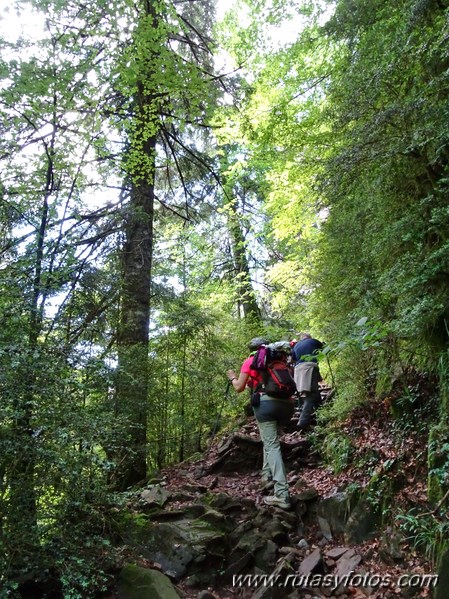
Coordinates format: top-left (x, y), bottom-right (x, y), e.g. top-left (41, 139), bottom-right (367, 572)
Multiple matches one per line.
top-left (115, 173), bottom-right (155, 488)
top-left (113, 0), bottom-right (165, 489)
top-left (8, 178), bottom-right (52, 559)
top-left (228, 198), bottom-right (262, 321)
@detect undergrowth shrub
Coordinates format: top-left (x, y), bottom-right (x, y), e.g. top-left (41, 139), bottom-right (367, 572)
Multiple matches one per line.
top-left (317, 317), bottom-right (392, 424)
top-left (438, 349), bottom-right (449, 419)
top-left (312, 428), bottom-right (354, 474)
top-left (317, 378), bottom-right (367, 423)
top-left (396, 510), bottom-right (449, 567)
top-left (427, 423), bottom-right (449, 504)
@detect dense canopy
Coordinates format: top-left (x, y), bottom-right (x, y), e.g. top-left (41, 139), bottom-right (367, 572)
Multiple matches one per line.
top-left (0, 0), bottom-right (448, 595)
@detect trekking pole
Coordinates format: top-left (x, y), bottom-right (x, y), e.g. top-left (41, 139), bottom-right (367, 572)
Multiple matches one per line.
top-left (210, 379), bottom-right (232, 442)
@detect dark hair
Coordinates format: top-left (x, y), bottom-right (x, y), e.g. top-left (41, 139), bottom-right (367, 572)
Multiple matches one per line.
top-left (248, 337), bottom-right (270, 351)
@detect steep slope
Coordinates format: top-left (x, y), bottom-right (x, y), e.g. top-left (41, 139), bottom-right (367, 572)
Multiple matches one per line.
top-left (111, 388), bottom-right (440, 599)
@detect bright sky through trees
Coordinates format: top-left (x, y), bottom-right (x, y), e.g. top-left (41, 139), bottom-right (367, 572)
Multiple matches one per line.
top-left (0, 4), bottom-right (45, 43)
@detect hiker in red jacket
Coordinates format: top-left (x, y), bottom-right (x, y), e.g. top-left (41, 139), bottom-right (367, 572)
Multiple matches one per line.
top-left (227, 337), bottom-right (293, 510)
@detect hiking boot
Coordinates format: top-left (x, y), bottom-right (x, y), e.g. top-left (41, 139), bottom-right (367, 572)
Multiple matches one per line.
top-left (263, 495), bottom-right (292, 510)
top-left (297, 422), bottom-right (312, 432)
top-left (260, 477), bottom-right (275, 491)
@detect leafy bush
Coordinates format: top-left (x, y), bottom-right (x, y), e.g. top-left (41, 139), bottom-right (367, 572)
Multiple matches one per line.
top-left (396, 511), bottom-right (449, 567)
top-left (317, 429), bottom-right (354, 474)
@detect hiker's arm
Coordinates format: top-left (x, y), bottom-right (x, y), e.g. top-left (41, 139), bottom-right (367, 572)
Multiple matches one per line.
top-left (227, 369), bottom-right (249, 393)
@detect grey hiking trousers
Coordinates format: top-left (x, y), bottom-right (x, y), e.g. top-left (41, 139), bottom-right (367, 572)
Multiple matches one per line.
top-left (253, 395), bottom-right (294, 499)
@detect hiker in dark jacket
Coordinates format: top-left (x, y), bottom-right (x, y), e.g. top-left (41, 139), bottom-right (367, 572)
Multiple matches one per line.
top-left (227, 337), bottom-right (294, 510)
top-left (292, 333), bottom-right (323, 430)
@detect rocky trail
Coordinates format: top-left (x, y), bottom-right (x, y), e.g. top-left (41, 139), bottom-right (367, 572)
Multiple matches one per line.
top-left (111, 387), bottom-right (441, 599)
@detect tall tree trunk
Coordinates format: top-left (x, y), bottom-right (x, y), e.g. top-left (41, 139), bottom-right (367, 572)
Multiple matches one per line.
top-left (115, 177), bottom-right (155, 488)
top-left (113, 0), bottom-right (217, 486)
top-left (179, 340), bottom-right (187, 463)
top-left (114, 0), bottom-right (159, 488)
top-left (8, 150), bottom-right (54, 557)
top-left (228, 198), bottom-right (262, 321)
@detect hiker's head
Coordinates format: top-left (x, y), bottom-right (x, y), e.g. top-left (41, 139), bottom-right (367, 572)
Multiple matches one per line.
top-left (248, 337), bottom-right (270, 351)
top-left (299, 332), bottom-right (312, 340)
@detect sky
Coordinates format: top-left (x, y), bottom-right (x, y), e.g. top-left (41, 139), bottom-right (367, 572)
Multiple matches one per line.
top-left (0, 0), bottom-right (307, 47)
top-left (0, 3), bottom-right (46, 43)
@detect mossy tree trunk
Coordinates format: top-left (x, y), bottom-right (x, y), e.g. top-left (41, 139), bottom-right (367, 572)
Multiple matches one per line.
top-left (114, 1), bottom-right (160, 489)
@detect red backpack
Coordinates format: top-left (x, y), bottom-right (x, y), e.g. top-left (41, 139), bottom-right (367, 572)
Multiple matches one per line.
top-left (250, 343), bottom-right (296, 399)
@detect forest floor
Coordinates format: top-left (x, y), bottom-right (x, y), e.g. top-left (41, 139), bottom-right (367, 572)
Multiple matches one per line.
top-left (157, 394), bottom-right (437, 599)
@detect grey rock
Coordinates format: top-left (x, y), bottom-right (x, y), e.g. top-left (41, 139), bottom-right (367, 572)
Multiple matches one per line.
top-left (121, 516), bottom-right (225, 581)
top-left (196, 592), bottom-right (217, 599)
top-left (140, 485), bottom-right (170, 508)
top-left (235, 528), bottom-right (267, 553)
top-left (298, 547), bottom-right (323, 576)
top-left (344, 499), bottom-right (381, 544)
top-left (117, 564), bottom-right (180, 599)
top-left (316, 491), bottom-right (356, 535)
top-left (317, 516), bottom-right (333, 541)
top-left (296, 489), bottom-right (319, 501)
top-left (223, 552), bottom-right (253, 578)
top-left (255, 540), bottom-right (278, 570)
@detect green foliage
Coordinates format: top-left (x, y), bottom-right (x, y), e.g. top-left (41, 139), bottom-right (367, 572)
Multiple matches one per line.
top-left (428, 445), bottom-right (449, 492)
top-left (0, 340), bottom-right (120, 594)
top-left (310, 0), bottom-right (449, 359)
top-left (317, 379), bottom-right (366, 423)
top-left (222, 0), bottom-right (449, 412)
top-left (392, 385), bottom-right (427, 414)
top-left (0, 0), bottom-right (259, 592)
top-left (364, 466), bottom-right (402, 519)
top-left (427, 423), bottom-right (449, 504)
top-left (318, 429), bottom-right (354, 473)
top-left (396, 510), bottom-right (449, 567)
top-left (1, 0), bottom-right (449, 592)
top-left (315, 318), bottom-right (391, 422)
top-left (438, 349), bottom-right (449, 419)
